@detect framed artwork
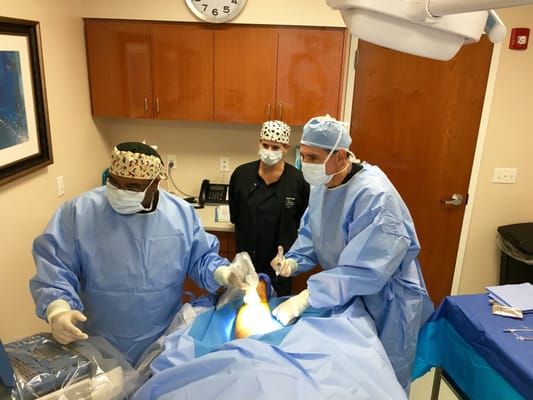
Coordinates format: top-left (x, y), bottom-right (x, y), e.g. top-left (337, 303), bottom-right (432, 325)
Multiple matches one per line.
top-left (0, 16), bottom-right (52, 186)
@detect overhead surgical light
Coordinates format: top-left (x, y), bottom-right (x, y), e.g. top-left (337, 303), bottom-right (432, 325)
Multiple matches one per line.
top-left (327, 0), bottom-right (533, 60)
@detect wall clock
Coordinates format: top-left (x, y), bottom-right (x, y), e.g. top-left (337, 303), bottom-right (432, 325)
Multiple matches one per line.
top-left (185, 0), bottom-right (247, 23)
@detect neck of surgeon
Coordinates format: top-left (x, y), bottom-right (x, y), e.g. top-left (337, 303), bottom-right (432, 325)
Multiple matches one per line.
top-left (326, 149), bottom-right (352, 188)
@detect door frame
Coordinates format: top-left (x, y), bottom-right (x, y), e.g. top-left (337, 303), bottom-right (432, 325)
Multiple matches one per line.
top-left (448, 41), bottom-right (503, 294)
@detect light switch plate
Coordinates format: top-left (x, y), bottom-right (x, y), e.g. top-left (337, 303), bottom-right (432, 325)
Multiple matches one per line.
top-left (492, 167), bottom-right (517, 184)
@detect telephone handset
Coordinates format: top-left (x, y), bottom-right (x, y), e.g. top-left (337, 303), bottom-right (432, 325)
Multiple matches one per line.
top-left (198, 179), bottom-right (229, 207)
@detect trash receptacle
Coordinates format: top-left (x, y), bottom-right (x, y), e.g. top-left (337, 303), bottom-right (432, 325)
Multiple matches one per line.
top-left (497, 222), bottom-right (533, 285)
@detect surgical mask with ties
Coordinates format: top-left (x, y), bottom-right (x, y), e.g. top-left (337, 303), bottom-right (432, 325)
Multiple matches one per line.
top-left (105, 179), bottom-right (156, 215)
top-left (259, 148), bottom-right (283, 166)
top-left (301, 161), bottom-right (332, 186)
top-left (301, 126), bottom-right (345, 186)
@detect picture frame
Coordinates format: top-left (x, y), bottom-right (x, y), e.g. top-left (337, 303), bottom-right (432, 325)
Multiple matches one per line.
top-left (0, 16), bottom-right (52, 186)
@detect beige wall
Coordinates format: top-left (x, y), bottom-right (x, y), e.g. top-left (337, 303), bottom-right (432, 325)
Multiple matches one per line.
top-left (0, 0), bottom-right (531, 344)
top-left (456, 6), bottom-right (533, 293)
top-left (0, 0), bottom-right (111, 341)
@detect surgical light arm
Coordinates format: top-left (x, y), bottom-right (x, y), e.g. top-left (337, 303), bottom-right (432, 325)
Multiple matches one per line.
top-left (327, 0), bottom-right (533, 60)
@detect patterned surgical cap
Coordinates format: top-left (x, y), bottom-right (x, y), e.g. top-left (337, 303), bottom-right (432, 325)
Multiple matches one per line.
top-left (109, 142), bottom-right (164, 179)
top-left (260, 120), bottom-right (291, 144)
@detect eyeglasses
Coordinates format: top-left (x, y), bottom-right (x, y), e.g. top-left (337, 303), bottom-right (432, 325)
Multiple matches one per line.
top-left (107, 175), bottom-right (153, 192)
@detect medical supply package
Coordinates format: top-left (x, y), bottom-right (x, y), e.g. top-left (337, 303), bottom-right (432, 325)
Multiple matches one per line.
top-left (0, 333), bottom-right (139, 400)
top-left (486, 282), bottom-right (533, 313)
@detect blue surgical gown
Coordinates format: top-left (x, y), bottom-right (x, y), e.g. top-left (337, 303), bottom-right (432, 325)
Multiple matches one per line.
top-left (30, 187), bottom-right (228, 365)
top-left (286, 162), bottom-right (434, 391)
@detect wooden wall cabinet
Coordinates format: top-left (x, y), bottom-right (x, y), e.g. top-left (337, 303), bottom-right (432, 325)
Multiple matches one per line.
top-left (276, 27), bottom-right (347, 125)
top-left (85, 19), bottom-right (347, 125)
top-left (213, 26), bottom-right (278, 123)
top-left (85, 20), bottom-right (152, 118)
top-left (214, 25), bottom-right (348, 125)
top-left (150, 23), bottom-right (214, 121)
top-left (85, 19), bottom-right (214, 120)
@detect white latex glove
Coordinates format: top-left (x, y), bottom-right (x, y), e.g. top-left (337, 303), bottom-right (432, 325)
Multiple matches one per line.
top-left (270, 246), bottom-right (298, 277)
top-left (214, 252), bottom-right (259, 291)
top-left (272, 289), bottom-right (310, 326)
top-left (46, 299), bottom-right (88, 344)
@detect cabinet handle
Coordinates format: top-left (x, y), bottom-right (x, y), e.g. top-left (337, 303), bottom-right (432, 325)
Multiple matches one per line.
top-left (278, 103), bottom-right (283, 120)
top-left (144, 98), bottom-right (148, 114)
top-left (156, 98), bottom-right (160, 114)
top-left (267, 104), bottom-right (271, 120)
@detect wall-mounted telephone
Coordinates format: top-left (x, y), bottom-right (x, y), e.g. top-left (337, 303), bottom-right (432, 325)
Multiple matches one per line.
top-left (198, 179), bottom-right (229, 207)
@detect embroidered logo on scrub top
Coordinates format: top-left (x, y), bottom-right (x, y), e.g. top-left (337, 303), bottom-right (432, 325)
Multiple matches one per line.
top-left (284, 197), bottom-right (296, 208)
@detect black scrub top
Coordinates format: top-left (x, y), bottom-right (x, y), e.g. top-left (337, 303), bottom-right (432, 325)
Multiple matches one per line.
top-left (229, 160), bottom-right (309, 295)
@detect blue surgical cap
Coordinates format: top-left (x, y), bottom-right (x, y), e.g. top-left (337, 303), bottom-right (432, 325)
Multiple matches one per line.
top-left (300, 116), bottom-right (352, 150)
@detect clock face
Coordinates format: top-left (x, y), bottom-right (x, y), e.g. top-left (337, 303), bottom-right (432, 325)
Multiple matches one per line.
top-left (185, 0), bottom-right (247, 23)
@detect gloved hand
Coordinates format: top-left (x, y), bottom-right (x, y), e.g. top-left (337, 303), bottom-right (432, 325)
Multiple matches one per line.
top-left (214, 252), bottom-right (259, 291)
top-left (272, 289), bottom-right (310, 326)
top-left (270, 246), bottom-right (298, 277)
top-left (46, 299), bottom-right (89, 344)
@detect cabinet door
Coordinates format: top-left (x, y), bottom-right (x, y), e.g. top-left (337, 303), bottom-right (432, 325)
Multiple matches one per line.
top-left (85, 20), bottom-right (153, 118)
top-left (214, 26), bottom-right (277, 123)
top-left (151, 23), bottom-right (214, 121)
top-left (276, 27), bottom-right (347, 125)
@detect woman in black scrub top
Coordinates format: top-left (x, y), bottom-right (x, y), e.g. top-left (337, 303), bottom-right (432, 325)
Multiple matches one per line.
top-left (229, 121), bottom-right (309, 296)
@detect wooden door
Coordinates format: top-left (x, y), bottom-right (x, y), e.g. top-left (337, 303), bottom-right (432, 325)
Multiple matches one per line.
top-left (85, 19), bottom-right (153, 118)
top-left (150, 23), bottom-right (214, 121)
top-left (350, 37), bottom-right (493, 306)
top-left (276, 27), bottom-right (347, 125)
top-left (214, 25), bottom-right (277, 123)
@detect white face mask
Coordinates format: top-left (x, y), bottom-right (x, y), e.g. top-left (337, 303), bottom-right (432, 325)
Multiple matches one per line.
top-left (105, 180), bottom-right (154, 214)
top-left (301, 125), bottom-right (346, 186)
top-left (301, 154), bottom-right (334, 186)
top-left (259, 148), bottom-right (283, 166)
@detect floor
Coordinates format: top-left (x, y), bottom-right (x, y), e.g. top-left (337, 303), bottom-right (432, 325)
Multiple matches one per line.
top-left (409, 368), bottom-right (458, 400)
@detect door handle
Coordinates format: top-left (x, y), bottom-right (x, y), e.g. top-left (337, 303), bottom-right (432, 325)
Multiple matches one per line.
top-left (441, 193), bottom-right (463, 206)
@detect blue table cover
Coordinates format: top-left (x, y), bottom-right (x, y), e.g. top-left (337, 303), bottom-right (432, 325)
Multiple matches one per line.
top-left (413, 294), bottom-right (533, 399)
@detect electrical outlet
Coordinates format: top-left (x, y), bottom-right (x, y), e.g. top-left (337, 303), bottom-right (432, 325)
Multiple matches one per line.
top-left (168, 154), bottom-right (176, 169)
top-left (220, 157), bottom-right (229, 172)
top-left (56, 176), bottom-right (65, 197)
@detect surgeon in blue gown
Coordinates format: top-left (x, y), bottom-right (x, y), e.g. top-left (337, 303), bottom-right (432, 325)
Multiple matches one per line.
top-left (270, 116), bottom-right (434, 393)
top-left (30, 142), bottom-right (251, 366)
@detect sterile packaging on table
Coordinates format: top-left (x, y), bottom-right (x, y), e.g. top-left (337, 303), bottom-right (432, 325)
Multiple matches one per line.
top-left (0, 333), bottom-right (140, 400)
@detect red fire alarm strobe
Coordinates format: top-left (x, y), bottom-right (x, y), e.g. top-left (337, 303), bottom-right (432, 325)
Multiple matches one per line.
top-left (509, 27), bottom-right (530, 50)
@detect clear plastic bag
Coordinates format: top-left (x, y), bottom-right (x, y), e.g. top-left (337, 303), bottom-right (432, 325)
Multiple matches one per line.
top-left (3, 333), bottom-right (139, 400)
top-left (496, 233), bottom-right (533, 265)
top-left (216, 252), bottom-right (259, 309)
